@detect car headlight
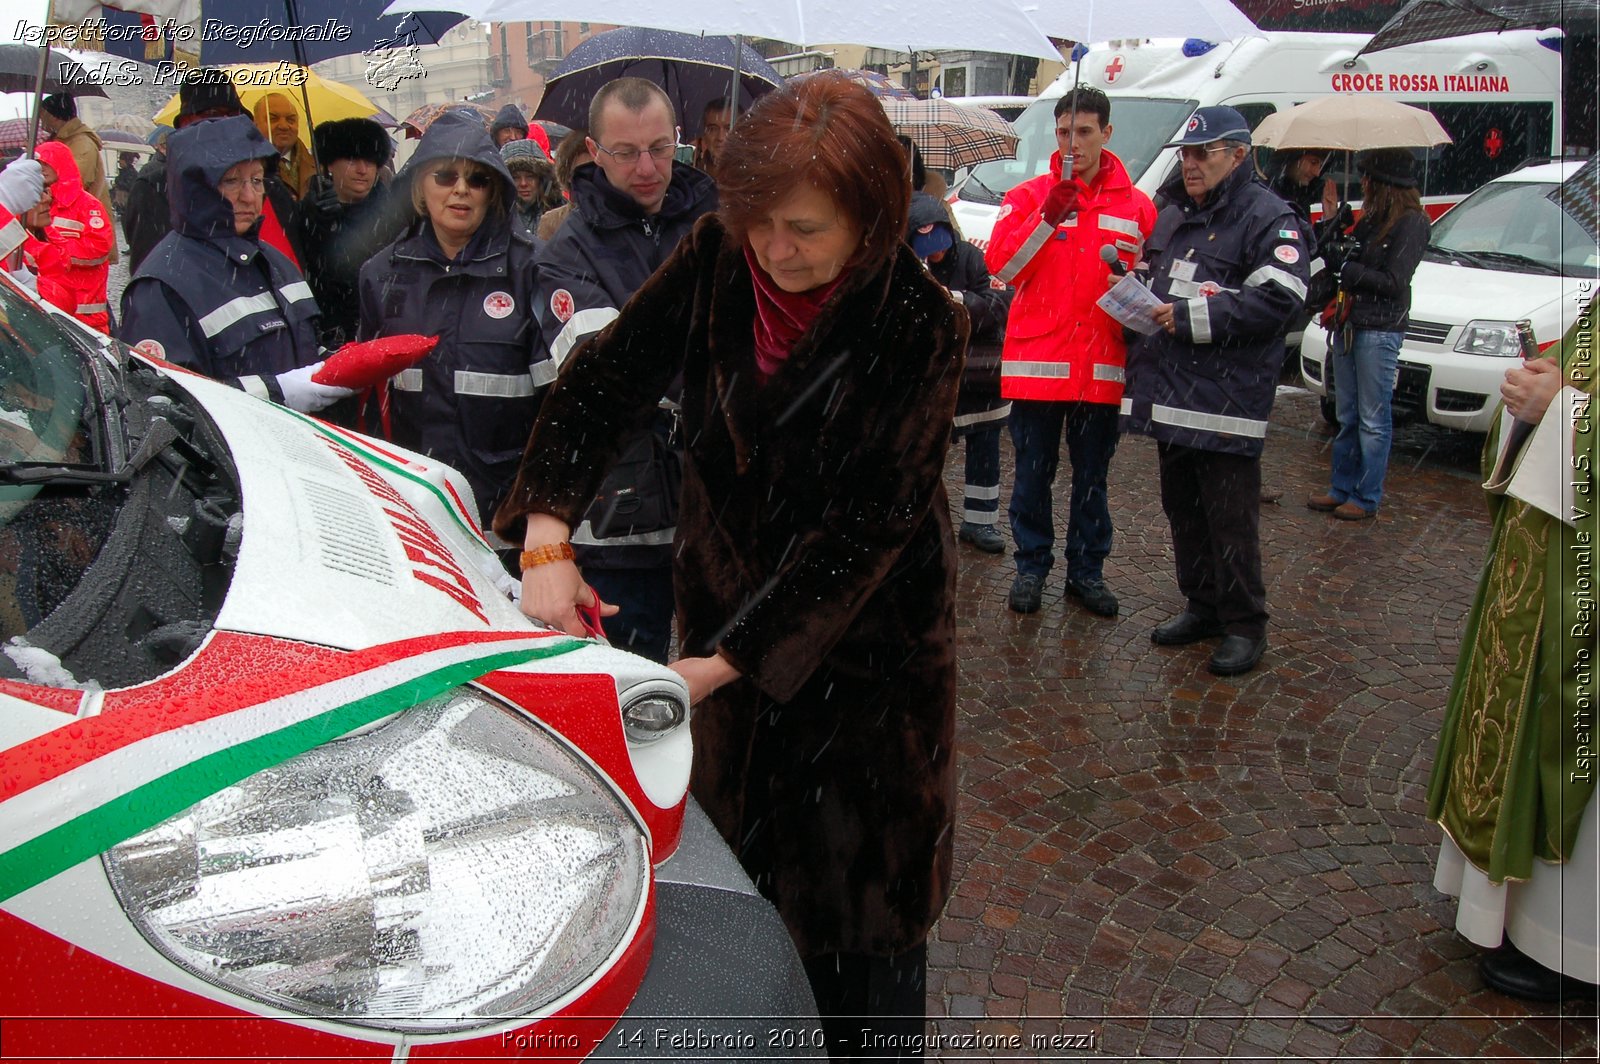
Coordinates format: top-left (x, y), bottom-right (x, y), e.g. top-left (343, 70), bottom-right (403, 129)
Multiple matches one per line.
top-left (102, 690), bottom-right (648, 1034)
top-left (621, 680), bottom-right (687, 744)
top-left (1455, 320), bottom-right (1523, 357)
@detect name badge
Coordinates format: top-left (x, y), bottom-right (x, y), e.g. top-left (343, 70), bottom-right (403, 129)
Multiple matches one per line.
top-left (1168, 278), bottom-right (1201, 299)
top-left (1170, 260), bottom-right (1198, 282)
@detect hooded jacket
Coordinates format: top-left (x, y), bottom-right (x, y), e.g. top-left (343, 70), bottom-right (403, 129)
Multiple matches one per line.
top-left (23, 140), bottom-right (113, 332)
top-left (909, 192), bottom-right (1011, 430)
top-left (534, 161), bottom-right (718, 567)
top-left (119, 116), bottom-right (321, 384)
top-left (47, 116), bottom-right (116, 265)
top-left (985, 148), bottom-right (1156, 405)
top-left (357, 110), bottom-right (551, 530)
top-left (1121, 162), bottom-right (1310, 458)
top-left (490, 104), bottom-right (528, 142)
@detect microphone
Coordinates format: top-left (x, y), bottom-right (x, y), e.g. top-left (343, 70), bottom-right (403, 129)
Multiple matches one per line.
top-left (1100, 244), bottom-right (1128, 276)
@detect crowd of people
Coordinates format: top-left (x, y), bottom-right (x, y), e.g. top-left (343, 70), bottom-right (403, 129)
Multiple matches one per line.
top-left (1, 66), bottom-right (1592, 1055)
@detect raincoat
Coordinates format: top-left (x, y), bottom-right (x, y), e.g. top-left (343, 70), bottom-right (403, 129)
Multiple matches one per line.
top-left (910, 192), bottom-right (1010, 434)
top-left (119, 116), bottom-right (321, 385)
top-left (22, 141), bottom-right (113, 332)
top-left (495, 214), bottom-right (966, 958)
top-left (985, 148), bottom-right (1155, 405)
top-left (1122, 163), bottom-right (1310, 458)
top-left (356, 110), bottom-right (550, 530)
top-left (46, 116), bottom-right (116, 265)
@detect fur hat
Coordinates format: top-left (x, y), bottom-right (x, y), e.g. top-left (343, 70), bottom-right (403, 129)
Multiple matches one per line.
top-left (41, 93), bottom-right (75, 120)
top-left (314, 117), bottom-right (393, 167)
top-left (1358, 147), bottom-right (1419, 189)
top-left (500, 137), bottom-right (551, 174)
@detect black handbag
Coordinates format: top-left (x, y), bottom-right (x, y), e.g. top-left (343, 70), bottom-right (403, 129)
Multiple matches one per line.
top-left (584, 413), bottom-right (682, 540)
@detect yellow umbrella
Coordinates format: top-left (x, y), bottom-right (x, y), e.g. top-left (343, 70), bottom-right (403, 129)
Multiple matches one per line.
top-left (152, 64), bottom-right (379, 154)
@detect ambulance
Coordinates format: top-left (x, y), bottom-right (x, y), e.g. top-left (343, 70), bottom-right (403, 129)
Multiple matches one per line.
top-left (951, 30), bottom-right (1566, 248)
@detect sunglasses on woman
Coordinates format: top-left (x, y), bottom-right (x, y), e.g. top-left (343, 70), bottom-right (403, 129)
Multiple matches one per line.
top-left (429, 168), bottom-right (493, 190)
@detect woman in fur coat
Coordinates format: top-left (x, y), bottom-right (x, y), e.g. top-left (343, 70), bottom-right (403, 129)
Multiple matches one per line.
top-left (494, 72), bottom-right (966, 1059)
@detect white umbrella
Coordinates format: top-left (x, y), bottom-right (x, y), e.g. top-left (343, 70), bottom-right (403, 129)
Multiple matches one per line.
top-left (382, 0), bottom-right (1064, 61)
top-left (1252, 96), bottom-right (1453, 151)
top-left (1018, 0), bottom-right (1258, 45)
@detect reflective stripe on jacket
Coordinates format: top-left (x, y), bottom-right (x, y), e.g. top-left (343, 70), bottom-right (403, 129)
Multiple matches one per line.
top-left (985, 149), bottom-right (1155, 405)
top-left (1121, 164), bottom-right (1310, 458)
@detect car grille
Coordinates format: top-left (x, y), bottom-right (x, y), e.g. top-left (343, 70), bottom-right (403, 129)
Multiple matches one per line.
top-left (1436, 388), bottom-right (1488, 413)
top-left (1405, 320), bottom-right (1452, 345)
top-left (1393, 361), bottom-right (1431, 421)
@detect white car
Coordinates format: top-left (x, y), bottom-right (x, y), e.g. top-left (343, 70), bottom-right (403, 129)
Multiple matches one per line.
top-left (0, 274), bottom-right (820, 1060)
top-left (1300, 160), bottom-right (1598, 433)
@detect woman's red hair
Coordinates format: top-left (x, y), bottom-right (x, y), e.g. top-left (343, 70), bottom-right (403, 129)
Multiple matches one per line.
top-left (716, 71), bottom-right (910, 271)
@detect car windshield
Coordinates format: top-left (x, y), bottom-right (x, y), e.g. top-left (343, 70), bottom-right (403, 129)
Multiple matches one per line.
top-left (1429, 178), bottom-right (1600, 279)
top-left (0, 286), bottom-right (100, 479)
top-left (958, 96), bottom-right (1196, 204)
top-left (0, 283), bottom-right (122, 649)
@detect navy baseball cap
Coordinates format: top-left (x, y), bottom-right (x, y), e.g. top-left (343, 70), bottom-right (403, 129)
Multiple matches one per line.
top-left (1165, 106), bottom-right (1252, 147)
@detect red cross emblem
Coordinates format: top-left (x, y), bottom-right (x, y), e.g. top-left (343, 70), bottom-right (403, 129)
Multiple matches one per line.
top-left (549, 288), bottom-right (575, 323)
top-left (483, 291), bottom-right (515, 319)
top-left (1484, 127), bottom-right (1504, 159)
top-left (1104, 55), bottom-right (1125, 83)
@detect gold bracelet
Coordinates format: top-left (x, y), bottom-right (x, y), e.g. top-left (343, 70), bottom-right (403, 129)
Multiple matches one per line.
top-left (519, 542), bottom-right (576, 571)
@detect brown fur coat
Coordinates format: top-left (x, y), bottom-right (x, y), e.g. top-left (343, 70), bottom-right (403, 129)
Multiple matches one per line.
top-left (495, 213), bottom-right (966, 957)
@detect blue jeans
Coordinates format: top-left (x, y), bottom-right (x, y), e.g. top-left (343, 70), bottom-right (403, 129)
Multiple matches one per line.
top-left (1007, 399), bottom-right (1118, 584)
top-left (1329, 329), bottom-right (1402, 512)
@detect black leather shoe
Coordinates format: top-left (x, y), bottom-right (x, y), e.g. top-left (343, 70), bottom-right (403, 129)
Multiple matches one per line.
top-left (1481, 943), bottom-right (1600, 1004)
top-left (1065, 579), bottom-right (1119, 617)
top-left (959, 521), bottom-right (1006, 554)
top-left (1209, 634), bottom-right (1268, 676)
top-left (1151, 611), bottom-right (1224, 646)
top-left (1008, 573), bottom-right (1043, 614)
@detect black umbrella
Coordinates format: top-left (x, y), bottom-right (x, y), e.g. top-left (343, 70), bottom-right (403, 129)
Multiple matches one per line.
top-left (1356, 0), bottom-right (1595, 56)
top-left (0, 44), bottom-right (108, 98)
top-left (532, 28), bottom-right (782, 138)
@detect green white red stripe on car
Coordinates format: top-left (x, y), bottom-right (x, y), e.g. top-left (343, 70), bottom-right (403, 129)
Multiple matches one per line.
top-left (0, 629), bottom-right (585, 902)
top-left (300, 412), bottom-right (494, 552)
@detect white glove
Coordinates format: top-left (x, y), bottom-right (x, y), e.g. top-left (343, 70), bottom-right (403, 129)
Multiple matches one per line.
top-left (275, 362), bottom-right (356, 413)
top-left (0, 159), bottom-right (45, 216)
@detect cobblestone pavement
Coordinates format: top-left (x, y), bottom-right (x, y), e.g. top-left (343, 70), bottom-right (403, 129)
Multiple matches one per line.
top-left (927, 387), bottom-right (1598, 1062)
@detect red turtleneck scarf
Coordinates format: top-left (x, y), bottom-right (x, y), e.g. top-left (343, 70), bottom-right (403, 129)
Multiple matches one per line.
top-left (744, 245), bottom-right (850, 379)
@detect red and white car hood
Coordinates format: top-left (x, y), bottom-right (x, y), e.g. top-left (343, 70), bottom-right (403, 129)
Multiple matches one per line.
top-left (0, 364), bottom-right (692, 1058)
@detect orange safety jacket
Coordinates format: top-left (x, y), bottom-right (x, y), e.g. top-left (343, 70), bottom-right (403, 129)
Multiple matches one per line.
top-left (984, 148), bottom-right (1155, 405)
top-left (24, 141), bottom-right (113, 333)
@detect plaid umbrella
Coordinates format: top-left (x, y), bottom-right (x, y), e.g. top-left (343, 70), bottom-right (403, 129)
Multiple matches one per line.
top-left (880, 97), bottom-right (1018, 170)
top-left (823, 68), bottom-right (918, 100)
top-left (1357, 0), bottom-right (1594, 55)
top-left (401, 102), bottom-right (498, 139)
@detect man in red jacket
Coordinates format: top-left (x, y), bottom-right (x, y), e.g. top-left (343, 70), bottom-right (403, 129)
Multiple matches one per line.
top-left (985, 87), bottom-right (1155, 617)
top-left (23, 141), bottom-right (113, 333)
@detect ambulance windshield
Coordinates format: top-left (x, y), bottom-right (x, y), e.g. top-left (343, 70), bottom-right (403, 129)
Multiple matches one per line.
top-left (957, 97), bottom-right (1196, 205)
